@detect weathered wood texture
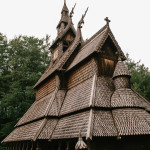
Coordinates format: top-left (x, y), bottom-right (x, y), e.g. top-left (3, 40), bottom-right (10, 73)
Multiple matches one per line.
top-left (99, 38), bottom-right (117, 76)
top-left (36, 76), bottom-right (56, 100)
top-left (67, 58), bottom-right (97, 89)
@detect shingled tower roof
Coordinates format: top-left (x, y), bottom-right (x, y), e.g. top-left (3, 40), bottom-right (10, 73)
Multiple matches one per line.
top-left (57, 0), bottom-right (69, 28)
top-left (113, 58), bottom-right (130, 79)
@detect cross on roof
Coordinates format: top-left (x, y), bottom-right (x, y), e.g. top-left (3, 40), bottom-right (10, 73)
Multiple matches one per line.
top-left (105, 17), bottom-right (111, 25)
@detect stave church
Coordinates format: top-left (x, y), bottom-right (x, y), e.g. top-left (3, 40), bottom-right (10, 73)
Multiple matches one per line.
top-left (3, 1), bottom-right (150, 150)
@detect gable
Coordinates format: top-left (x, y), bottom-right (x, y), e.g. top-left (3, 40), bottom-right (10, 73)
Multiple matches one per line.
top-left (101, 36), bottom-right (117, 60)
top-left (99, 36), bottom-right (117, 76)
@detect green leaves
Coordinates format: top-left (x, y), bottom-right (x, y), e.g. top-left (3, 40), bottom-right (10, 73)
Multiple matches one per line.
top-left (125, 53), bottom-right (150, 101)
top-left (0, 33), bottom-right (50, 148)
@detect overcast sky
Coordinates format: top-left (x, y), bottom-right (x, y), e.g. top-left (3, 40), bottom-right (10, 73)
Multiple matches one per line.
top-left (1, 0), bottom-right (150, 68)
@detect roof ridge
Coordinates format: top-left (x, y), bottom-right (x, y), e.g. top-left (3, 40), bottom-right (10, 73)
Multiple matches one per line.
top-left (46, 87), bottom-right (59, 116)
top-left (107, 28), bottom-right (126, 60)
top-left (33, 118), bottom-right (47, 141)
top-left (81, 29), bottom-right (107, 53)
top-left (82, 24), bottom-right (107, 47)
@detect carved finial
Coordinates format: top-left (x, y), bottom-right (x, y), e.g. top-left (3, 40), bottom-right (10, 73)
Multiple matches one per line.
top-left (78, 7), bottom-right (89, 28)
top-left (70, 3), bottom-right (76, 18)
top-left (118, 57), bottom-right (122, 61)
top-left (75, 130), bottom-right (87, 150)
top-left (105, 17), bottom-right (111, 25)
top-left (64, 0), bottom-right (66, 4)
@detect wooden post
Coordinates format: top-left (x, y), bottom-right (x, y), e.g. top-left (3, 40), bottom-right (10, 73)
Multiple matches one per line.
top-left (66, 141), bottom-right (69, 150)
top-left (15, 142), bottom-right (17, 150)
top-left (31, 142), bottom-right (33, 150)
top-left (87, 140), bottom-right (92, 150)
top-left (12, 143), bottom-right (14, 150)
top-left (22, 143), bottom-right (24, 150)
top-left (26, 142), bottom-right (29, 150)
top-left (7, 143), bottom-right (9, 150)
top-left (58, 142), bottom-right (62, 150)
top-left (18, 142), bottom-right (21, 150)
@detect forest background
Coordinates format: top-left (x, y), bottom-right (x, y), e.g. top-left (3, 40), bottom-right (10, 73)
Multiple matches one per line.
top-left (0, 33), bottom-right (150, 150)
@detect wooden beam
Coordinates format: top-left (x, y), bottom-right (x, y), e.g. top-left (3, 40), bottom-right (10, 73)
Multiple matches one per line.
top-left (31, 142), bottom-right (33, 150)
top-left (26, 142), bottom-right (29, 150)
top-left (89, 74), bottom-right (97, 107)
top-left (86, 109), bottom-right (94, 140)
top-left (22, 143), bottom-right (24, 150)
top-left (66, 141), bottom-right (70, 150)
top-left (33, 118), bottom-right (47, 141)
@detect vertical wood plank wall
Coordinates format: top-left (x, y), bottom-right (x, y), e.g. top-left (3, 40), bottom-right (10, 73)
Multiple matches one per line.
top-left (36, 76), bottom-right (56, 100)
top-left (67, 58), bottom-right (98, 89)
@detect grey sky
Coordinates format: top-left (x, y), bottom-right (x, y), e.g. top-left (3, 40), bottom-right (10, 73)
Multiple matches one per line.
top-left (1, 0), bottom-right (150, 68)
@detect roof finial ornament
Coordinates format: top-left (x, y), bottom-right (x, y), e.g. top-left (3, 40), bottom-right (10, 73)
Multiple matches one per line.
top-left (75, 129), bottom-right (87, 150)
top-left (118, 56), bottom-right (122, 61)
top-left (64, 0), bottom-right (66, 4)
top-left (78, 7), bottom-right (89, 28)
top-left (105, 17), bottom-right (111, 25)
top-left (70, 3), bottom-right (76, 18)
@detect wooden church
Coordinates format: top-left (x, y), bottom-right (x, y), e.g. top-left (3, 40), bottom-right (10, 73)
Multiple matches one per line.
top-left (3, 1), bottom-right (150, 150)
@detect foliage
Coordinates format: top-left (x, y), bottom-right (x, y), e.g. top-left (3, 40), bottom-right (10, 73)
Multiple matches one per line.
top-left (125, 53), bottom-right (150, 102)
top-left (0, 33), bottom-right (50, 149)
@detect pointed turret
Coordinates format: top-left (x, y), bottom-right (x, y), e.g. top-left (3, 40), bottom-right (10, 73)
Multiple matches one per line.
top-left (113, 58), bottom-right (130, 79)
top-left (57, 0), bottom-right (70, 33)
top-left (113, 58), bottom-right (131, 89)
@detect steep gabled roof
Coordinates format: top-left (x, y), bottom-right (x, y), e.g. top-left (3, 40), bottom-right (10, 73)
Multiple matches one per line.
top-left (50, 18), bottom-right (76, 49)
top-left (34, 22), bottom-right (83, 89)
top-left (67, 24), bottom-right (126, 71)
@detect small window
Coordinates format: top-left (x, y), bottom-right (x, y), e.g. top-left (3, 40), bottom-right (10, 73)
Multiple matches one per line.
top-left (53, 49), bottom-right (58, 60)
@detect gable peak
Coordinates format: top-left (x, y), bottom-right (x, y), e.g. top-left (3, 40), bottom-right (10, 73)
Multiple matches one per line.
top-left (61, 0), bottom-right (69, 13)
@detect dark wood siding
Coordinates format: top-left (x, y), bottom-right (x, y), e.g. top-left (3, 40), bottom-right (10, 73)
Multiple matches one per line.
top-left (67, 58), bottom-right (97, 89)
top-left (99, 37), bottom-right (117, 76)
top-left (36, 76), bottom-right (56, 100)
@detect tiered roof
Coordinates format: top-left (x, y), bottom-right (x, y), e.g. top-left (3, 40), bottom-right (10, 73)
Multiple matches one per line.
top-left (3, 1), bottom-right (150, 144)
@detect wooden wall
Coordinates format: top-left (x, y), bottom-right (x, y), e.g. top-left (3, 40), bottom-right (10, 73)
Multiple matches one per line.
top-left (6, 136), bottom-right (150, 150)
top-left (99, 37), bottom-right (117, 77)
top-left (67, 58), bottom-right (98, 89)
top-left (36, 76), bottom-right (56, 100)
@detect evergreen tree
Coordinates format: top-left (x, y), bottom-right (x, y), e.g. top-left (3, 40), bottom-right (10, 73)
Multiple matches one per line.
top-left (125, 53), bottom-right (150, 102)
top-left (0, 34), bottom-right (50, 149)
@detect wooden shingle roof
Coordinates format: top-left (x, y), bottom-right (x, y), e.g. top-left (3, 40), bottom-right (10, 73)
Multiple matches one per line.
top-left (67, 25), bottom-right (126, 71)
top-left (113, 60), bottom-right (130, 78)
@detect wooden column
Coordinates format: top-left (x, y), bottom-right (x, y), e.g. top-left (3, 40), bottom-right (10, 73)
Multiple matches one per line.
top-left (66, 141), bottom-right (70, 150)
top-left (87, 140), bottom-right (92, 150)
top-left (19, 142), bottom-right (21, 150)
top-left (26, 142), bottom-right (29, 150)
top-left (58, 142), bottom-right (62, 150)
top-left (22, 143), bottom-right (24, 150)
top-left (31, 142), bottom-right (34, 150)
top-left (15, 142), bottom-right (17, 150)
top-left (7, 143), bottom-right (9, 150)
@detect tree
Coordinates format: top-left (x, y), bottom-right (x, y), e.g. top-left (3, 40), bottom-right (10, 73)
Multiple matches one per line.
top-left (125, 53), bottom-right (150, 102)
top-left (0, 34), bottom-right (50, 150)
